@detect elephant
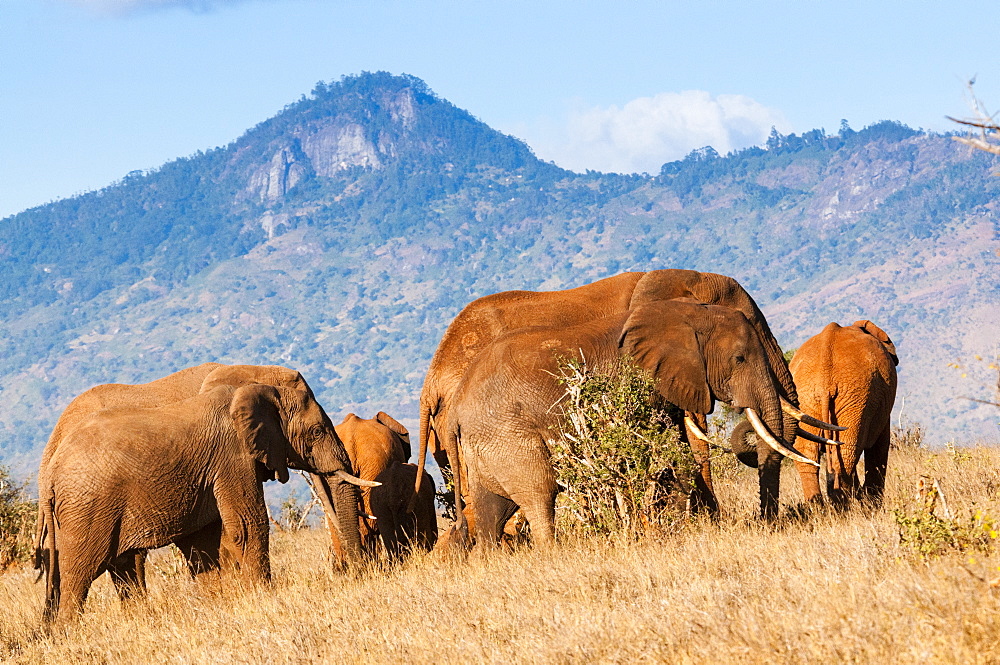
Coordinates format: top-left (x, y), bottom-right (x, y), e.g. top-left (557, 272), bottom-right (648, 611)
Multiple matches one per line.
top-left (34, 364), bottom-right (373, 622)
top-left (34, 363), bottom-right (346, 594)
top-left (444, 298), bottom-right (815, 548)
top-left (416, 270), bottom-right (836, 518)
top-left (786, 320), bottom-right (898, 508)
top-left (34, 361), bottom-right (224, 595)
top-left (369, 462), bottom-right (438, 558)
top-left (336, 412), bottom-right (437, 559)
top-left (36, 382), bottom-right (374, 625)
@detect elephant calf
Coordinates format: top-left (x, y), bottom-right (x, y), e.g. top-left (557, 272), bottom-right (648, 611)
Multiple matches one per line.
top-left (336, 413), bottom-right (438, 561)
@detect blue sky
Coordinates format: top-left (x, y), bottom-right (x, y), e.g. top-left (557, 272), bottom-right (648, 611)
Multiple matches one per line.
top-left (2, 0), bottom-right (998, 219)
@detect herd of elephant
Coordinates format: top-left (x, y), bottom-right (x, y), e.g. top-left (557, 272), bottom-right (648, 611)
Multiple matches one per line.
top-left (32, 268), bottom-right (899, 625)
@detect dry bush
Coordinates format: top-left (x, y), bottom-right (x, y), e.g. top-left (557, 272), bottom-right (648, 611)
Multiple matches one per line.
top-left (550, 357), bottom-right (696, 536)
top-left (5, 444), bottom-right (1000, 662)
top-left (891, 420), bottom-right (926, 450)
top-left (0, 467), bottom-right (36, 573)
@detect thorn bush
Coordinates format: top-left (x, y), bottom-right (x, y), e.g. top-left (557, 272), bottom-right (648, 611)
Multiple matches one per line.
top-left (0, 466), bottom-right (36, 572)
top-left (549, 356), bottom-right (697, 537)
top-left (893, 477), bottom-right (997, 560)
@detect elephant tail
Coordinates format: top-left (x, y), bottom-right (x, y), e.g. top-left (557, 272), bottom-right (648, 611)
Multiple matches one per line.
top-left (409, 398), bottom-right (436, 514)
top-left (446, 422), bottom-right (469, 544)
top-left (32, 495), bottom-right (46, 577)
top-left (38, 492), bottom-right (60, 622)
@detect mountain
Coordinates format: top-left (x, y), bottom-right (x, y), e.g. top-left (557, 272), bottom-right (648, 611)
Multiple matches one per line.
top-left (2, 72), bottom-right (999, 474)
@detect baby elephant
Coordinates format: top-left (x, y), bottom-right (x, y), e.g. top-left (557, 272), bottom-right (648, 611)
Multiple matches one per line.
top-left (337, 413), bottom-right (438, 560)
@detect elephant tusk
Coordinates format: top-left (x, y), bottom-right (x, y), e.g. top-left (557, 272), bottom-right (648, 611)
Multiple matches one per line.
top-left (795, 427), bottom-right (843, 447)
top-left (780, 397), bottom-right (847, 431)
top-left (684, 416), bottom-right (712, 442)
top-left (333, 470), bottom-right (382, 488)
top-left (746, 408), bottom-right (819, 468)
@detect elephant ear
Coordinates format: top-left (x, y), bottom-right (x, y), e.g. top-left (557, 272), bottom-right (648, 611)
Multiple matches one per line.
top-left (376, 411), bottom-right (411, 462)
top-left (229, 384), bottom-right (291, 483)
top-left (619, 302), bottom-right (713, 414)
top-left (854, 320), bottom-right (898, 366)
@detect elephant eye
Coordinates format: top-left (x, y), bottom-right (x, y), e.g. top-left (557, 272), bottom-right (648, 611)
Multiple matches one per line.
top-left (310, 424), bottom-right (325, 440)
top-left (735, 355), bottom-right (746, 364)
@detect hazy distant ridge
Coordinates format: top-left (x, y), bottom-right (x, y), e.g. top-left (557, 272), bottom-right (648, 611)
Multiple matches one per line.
top-left (1, 72), bottom-right (998, 470)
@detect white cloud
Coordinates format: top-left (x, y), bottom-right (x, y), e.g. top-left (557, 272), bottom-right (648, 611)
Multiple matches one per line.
top-left (62, 0), bottom-right (265, 15)
top-left (522, 90), bottom-right (792, 175)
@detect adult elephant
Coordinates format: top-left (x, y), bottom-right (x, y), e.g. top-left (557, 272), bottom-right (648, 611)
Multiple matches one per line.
top-left (445, 299), bottom-right (817, 548)
top-left (336, 412), bottom-right (437, 560)
top-left (783, 320), bottom-right (898, 508)
top-left (34, 363), bottom-right (362, 604)
top-left (37, 382), bottom-right (374, 625)
top-left (416, 270), bottom-right (836, 517)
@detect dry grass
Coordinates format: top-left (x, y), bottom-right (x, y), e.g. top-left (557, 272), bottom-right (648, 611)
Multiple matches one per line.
top-left (5, 445), bottom-right (1000, 664)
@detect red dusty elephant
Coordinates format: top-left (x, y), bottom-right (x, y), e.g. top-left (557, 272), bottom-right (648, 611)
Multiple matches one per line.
top-left (789, 320), bottom-right (899, 508)
top-left (416, 270), bottom-right (838, 519)
top-left (336, 412), bottom-right (437, 560)
top-left (37, 382), bottom-right (370, 625)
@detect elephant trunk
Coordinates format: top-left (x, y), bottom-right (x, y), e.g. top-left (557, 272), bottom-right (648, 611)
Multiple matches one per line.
top-left (736, 376), bottom-right (788, 519)
top-left (728, 418), bottom-right (759, 468)
top-left (331, 478), bottom-right (364, 564)
top-left (315, 474), bottom-right (364, 567)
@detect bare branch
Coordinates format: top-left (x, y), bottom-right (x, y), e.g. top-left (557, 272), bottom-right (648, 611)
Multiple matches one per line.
top-left (948, 81), bottom-right (1000, 160)
top-left (962, 396), bottom-right (1000, 407)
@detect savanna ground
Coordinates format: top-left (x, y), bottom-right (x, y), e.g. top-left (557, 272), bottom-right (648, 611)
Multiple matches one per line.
top-left (3, 439), bottom-right (1000, 664)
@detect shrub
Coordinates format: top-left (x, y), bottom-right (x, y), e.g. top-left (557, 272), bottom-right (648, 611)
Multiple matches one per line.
top-left (549, 357), bottom-right (696, 537)
top-left (0, 466), bottom-right (36, 572)
top-left (275, 494), bottom-right (317, 531)
top-left (890, 420), bottom-right (925, 450)
top-left (435, 465), bottom-right (458, 522)
top-left (893, 476), bottom-right (997, 560)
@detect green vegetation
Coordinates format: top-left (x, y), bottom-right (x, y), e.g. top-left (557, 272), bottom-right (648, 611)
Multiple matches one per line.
top-left (893, 477), bottom-right (997, 560)
top-left (550, 357), bottom-right (696, 536)
top-left (0, 466), bottom-right (35, 572)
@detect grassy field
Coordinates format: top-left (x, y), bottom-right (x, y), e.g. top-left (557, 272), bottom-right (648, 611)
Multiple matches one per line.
top-left (3, 442), bottom-right (1000, 664)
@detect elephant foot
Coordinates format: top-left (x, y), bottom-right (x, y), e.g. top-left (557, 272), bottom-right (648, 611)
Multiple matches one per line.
top-left (431, 526), bottom-right (471, 560)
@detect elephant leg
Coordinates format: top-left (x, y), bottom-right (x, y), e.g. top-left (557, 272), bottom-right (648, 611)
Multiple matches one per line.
top-left (861, 425), bottom-right (891, 508)
top-left (107, 549), bottom-right (148, 601)
top-left (432, 449), bottom-right (451, 476)
top-left (794, 436), bottom-right (824, 505)
top-left (469, 487), bottom-right (519, 549)
top-left (214, 478), bottom-right (271, 584)
top-left (174, 521), bottom-right (225, 585)
top-left (222, 515), bottom-right (270, 584)
top-left (379, 512), bottom-right (403, 562)
top-left (684, 413), bottom-right (719, 516)
top-left (412, 479), bottom-right (439, 552)
top-left (54, 539), bottom-right (107, 625)
top-left (512, 491), bottom-right (556, 548)
top-left (826, 443), bottom-right (861, 510)
top-left (757, 450), bottom-right (783, 520)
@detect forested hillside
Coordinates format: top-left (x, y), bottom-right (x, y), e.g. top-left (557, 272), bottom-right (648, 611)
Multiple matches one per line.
top-left (1, 72), bottom-right (998, 473)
